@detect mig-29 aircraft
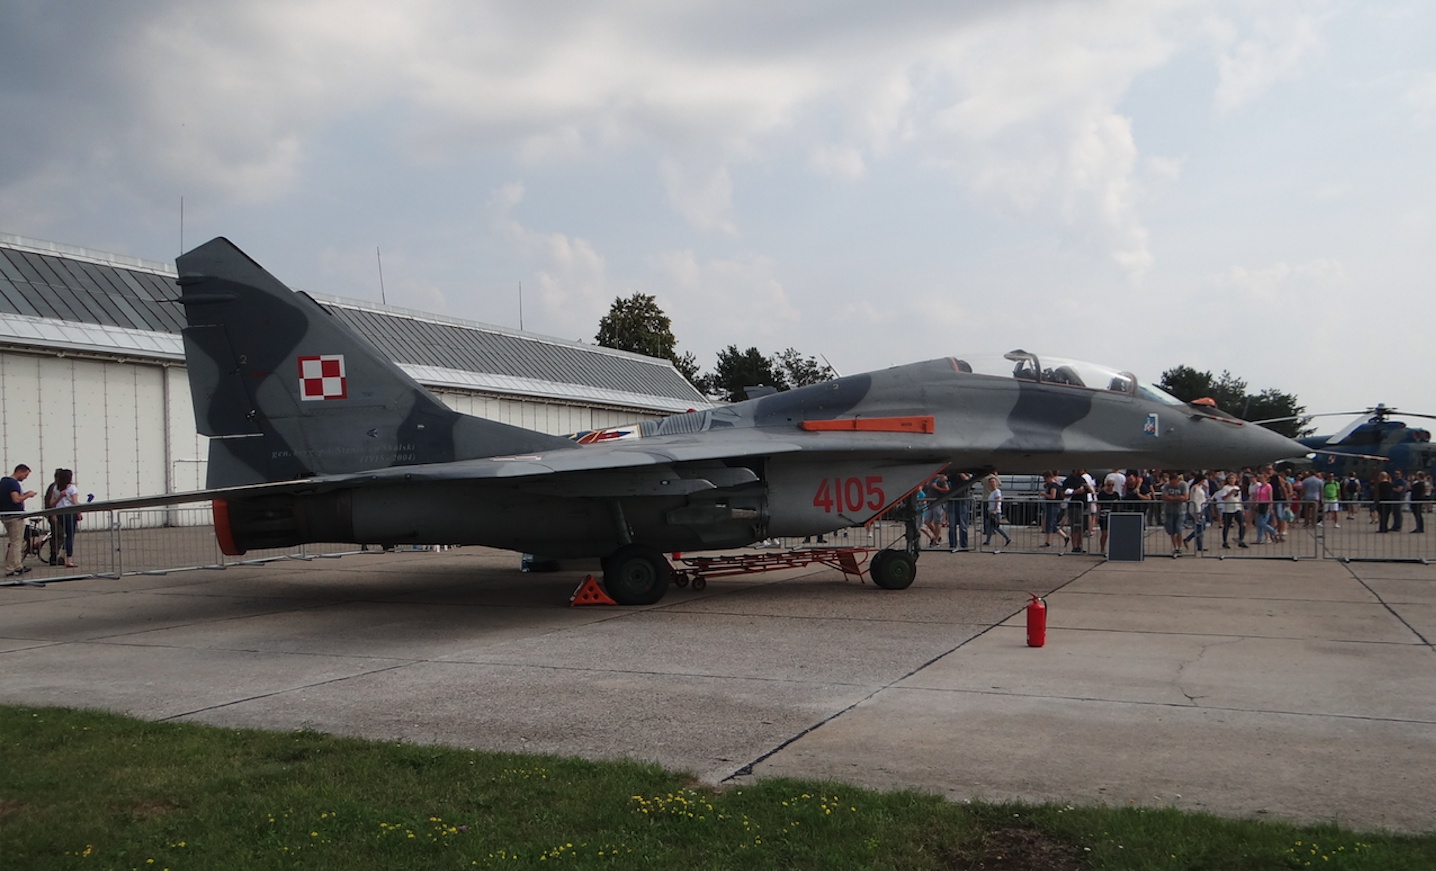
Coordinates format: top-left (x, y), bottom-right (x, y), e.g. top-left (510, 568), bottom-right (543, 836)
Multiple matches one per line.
top-left (32, 238), bottom-right (1307, 604)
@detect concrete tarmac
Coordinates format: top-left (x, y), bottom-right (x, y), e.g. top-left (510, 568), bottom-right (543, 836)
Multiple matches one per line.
top-left (1, 547), bottom-right (1432, 833)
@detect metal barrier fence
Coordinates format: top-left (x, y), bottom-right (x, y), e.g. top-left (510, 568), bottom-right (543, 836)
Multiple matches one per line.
top-left (3, 504), bottom-right (369, 587)
top-left (767, 496), bottom-right (1433, 564)
top-left (6, 497), bottom-right (1430, 587)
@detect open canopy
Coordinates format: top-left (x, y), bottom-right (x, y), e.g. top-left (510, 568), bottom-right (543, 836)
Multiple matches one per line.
top-left (951, 349), bottom-right (1186, 407)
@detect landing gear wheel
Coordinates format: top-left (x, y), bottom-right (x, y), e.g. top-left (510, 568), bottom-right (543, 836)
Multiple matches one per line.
top-left (601, 544), bottom-right (672, 605)
top-left (869, 550), bottom-right (917, 590)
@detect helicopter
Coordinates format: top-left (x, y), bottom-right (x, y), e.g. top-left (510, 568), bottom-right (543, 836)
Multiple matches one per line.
top-left (1259, 405), bottom-right (1436, 479)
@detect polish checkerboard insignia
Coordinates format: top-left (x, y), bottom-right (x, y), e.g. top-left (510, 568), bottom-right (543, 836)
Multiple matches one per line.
top-left (298, 355), bottom-right (347, 401)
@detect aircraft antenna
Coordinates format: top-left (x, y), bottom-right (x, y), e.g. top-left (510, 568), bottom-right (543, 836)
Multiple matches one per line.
top-left (519, 280), bottom-right (524, 331)
top-left (179, 196), bottom-right (184, 254)
top-left (376, 247), bottom-right (387, 306)
top-left (820, 353), bottom-right (840, 377)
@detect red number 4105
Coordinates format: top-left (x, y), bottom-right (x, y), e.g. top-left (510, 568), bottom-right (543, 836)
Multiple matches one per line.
top-left (812, 476), bottom-right (885, 513)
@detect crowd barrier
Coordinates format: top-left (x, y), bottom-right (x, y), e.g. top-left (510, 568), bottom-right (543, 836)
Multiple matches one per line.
top-left (770, 495), bottom-right (1433, 564)
top-left (954, 495), bottom-right (1432, 563)
top-left (3, 504), bottom-right (368, 586)
top-left (5, 497), bottom-right (1430, 587)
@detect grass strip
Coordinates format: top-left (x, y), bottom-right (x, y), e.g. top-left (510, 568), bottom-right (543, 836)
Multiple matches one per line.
top-left (2, 704), bottom-right (1433, 870)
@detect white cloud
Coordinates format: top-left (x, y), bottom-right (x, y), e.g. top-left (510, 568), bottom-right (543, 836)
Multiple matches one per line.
top-left (1207, 1), bottom-right (1333, 113)
top-left (0, 0), bottom-right (1207, 271)
top-left (649, 249), bottom-right (799, 356)
top-left (658, 159), bottom-right (737, 235)
top-left (904, 2), bottom-right (1183, 278)
top-left (1395, 70), bottom-right (1436, 126)
top-left (807, 145), bottom-right (867, 182)
top-left (1218, 258), bottom-right (1347, 302)
top-left (484, 182), bottom-right (613, 338)
top-left (4, 0), bottom-right (1432, 419)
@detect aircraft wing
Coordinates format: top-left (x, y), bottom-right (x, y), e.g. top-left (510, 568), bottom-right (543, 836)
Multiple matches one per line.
top-left (336, 435), bottom-right (805, 482)
top-left (21, 479), bottom-right (321, 518)
top-left (24, 435), bottom-right (806, 518)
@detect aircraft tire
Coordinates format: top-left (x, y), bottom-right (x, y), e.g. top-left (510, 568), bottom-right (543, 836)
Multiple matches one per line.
top-left (602, 544), bottom-right (672, 605)
top-left (870, 550), bottom-right (916, 590)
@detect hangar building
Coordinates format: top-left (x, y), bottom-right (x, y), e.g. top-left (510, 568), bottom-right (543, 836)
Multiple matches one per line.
top-left (0, 234), bottom-right (707, 504)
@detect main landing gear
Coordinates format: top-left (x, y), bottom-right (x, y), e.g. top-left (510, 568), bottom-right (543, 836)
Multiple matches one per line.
top-left (868, 549), bottom-right (917, 589)
top-left (599, 485), bottom-right (937, 603)
top-left (868, 488), bottom-right (925, 590)
top-left (600, 543), bottom-right (672, 606)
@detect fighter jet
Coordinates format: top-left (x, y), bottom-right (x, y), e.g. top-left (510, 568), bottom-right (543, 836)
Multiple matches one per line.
top-left (41, 238), bottom-right (1307, 604)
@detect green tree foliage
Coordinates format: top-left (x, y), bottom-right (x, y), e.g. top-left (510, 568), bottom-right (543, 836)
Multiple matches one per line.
top-left (1243, 389), bottom-right (1312, 437)
top-left (591, 295), bottom-right (835, 400)
top-left (1158, 366), bottom-right (1248, 413)
top-left (673, 351), bottom-right (702, 386)
top-left (701, 346), bottom-right (838, 402)
top-left (708, 346), bottom-right (787, 402)
top-left (595, 293), bottom-right (701, 388)
top-left (1159, 365), bottom-right (1311, 438)
top-left (595, 293), bottom-right (677, 360)
top-left (773, 347), bottom-right (837, 389)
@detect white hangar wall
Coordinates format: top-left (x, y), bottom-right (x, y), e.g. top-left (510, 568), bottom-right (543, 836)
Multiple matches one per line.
top-left (429, 388), bottom-right (645, 436)
top-left (0, 352), bottom-right (203, 500)
top-left (0, 347), bottom-right (667, 507)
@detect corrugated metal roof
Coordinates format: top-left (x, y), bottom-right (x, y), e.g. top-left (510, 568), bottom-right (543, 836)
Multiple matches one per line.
top-left (0, 235), bottom-right (707, 410)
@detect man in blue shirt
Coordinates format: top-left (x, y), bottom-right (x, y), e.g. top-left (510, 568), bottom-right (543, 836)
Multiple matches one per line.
top-left (3, 464), bottom-right (38, 577)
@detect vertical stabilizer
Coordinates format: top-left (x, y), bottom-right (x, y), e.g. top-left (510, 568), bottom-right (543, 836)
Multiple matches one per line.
top-left (177, 237), bottom-right (573, 487)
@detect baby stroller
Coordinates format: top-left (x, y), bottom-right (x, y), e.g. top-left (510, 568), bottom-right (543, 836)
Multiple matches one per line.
top-left (21, 520), bottom-right (51, 565)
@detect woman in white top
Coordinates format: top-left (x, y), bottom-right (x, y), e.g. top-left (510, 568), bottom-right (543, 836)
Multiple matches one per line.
top-left (1215, 473), bottom-right (1247, 549)
top-left (1184, 472), bottom-right (1209, 551)
top-left (983, 486), bottom-right (1012, 548)
top-left (53, 469), bottom-right (79, 568)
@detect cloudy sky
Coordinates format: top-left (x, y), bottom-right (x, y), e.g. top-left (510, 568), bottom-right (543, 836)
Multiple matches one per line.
top-left (2, 0), bottom-right (1432, 424)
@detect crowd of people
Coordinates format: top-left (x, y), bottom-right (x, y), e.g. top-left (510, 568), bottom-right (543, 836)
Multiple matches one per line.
top-left (917, 466), bottom-right (1431, 555)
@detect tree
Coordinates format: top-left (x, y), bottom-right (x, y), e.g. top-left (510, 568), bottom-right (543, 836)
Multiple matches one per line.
top-left (595, 293), bottom-right (701, 388)
top-left (708, 346), bottom-right (787, 403)
top-left (1157, 366), bottom-right (1245, 412)
top-left (1159, 365), bottom-right (1310, 438)
top-left (595, 293), bottom-right (677, 360)
top-left (772, 347), bottom-right (837, 389)
top-left (673, 351), bottom-right (702, 386)
top-left (1242, 388), bottom-right (1309, 438)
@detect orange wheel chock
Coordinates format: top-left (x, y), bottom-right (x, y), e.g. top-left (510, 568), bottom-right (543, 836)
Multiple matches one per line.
top-left (570, 575), bottom-right (617, 606)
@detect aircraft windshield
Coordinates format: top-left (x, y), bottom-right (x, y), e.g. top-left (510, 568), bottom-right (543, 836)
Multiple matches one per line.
top-left (951, 350), bottom-right (1185, 405)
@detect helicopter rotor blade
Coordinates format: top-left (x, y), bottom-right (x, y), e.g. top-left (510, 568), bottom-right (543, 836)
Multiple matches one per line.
top-left (1248, 413), bottom-right (1328, 425)
top-left (1254, 408), bottom-right (1436, 426)
top-left (1250, 409), bottom-right (1433, 426)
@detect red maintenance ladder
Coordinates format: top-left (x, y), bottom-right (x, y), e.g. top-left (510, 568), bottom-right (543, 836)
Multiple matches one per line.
top-left (670, 547), bottom-right (874, 591)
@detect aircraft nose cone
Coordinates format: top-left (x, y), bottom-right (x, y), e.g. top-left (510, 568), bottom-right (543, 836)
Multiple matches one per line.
top-left (1252, 423), bottom-right (1308, 464)
top-left (1186, 414), bottom-right (1310, 469)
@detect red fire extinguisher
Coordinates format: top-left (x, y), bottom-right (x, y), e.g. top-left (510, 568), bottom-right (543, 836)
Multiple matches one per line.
top-left (1026, 593), bottom-right (1046, 648)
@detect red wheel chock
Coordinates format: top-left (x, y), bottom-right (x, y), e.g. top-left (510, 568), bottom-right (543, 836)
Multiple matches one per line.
top-left (570, 575), bottom-right (617, 606)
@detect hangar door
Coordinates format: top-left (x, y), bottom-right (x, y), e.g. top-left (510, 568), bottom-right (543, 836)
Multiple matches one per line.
top-left (0, 350), bottom-right (205, 505)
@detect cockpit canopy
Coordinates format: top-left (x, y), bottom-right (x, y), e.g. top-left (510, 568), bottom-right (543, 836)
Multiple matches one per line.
top-left (951, 350), bottom-right (1186, 406)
